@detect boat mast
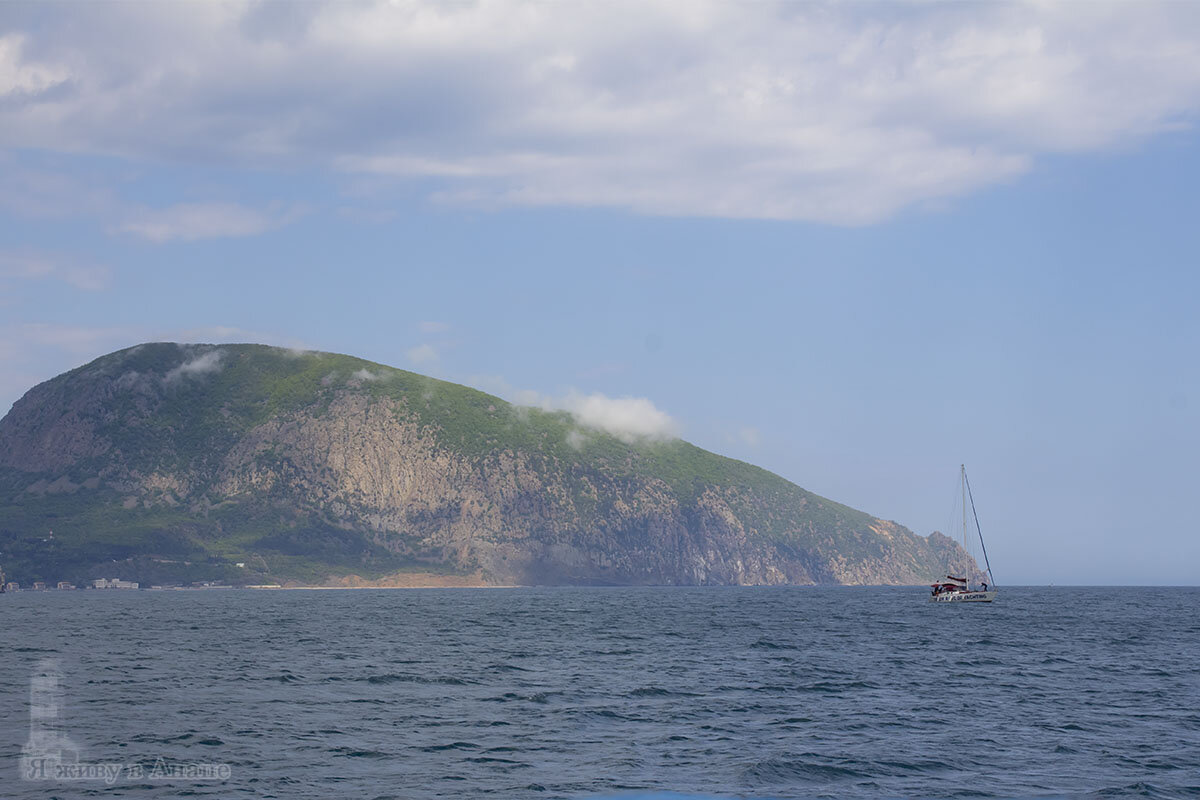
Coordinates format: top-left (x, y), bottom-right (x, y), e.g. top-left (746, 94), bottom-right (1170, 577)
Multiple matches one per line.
top-left (961, 464), bottom-right (968, 575)
top-left (964, 468), bottom-right (996, 588)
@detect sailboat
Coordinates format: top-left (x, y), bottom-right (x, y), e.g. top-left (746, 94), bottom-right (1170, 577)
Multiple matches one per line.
top-left (930, 464), bottom-right (997, 603)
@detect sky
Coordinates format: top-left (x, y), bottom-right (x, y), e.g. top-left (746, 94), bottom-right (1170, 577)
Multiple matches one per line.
top-left (1, 1), bottom-right (1198, 584)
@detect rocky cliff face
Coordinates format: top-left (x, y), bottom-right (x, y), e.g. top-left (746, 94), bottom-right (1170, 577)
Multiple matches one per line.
top-left (0, 343), bottom-right (980, 586)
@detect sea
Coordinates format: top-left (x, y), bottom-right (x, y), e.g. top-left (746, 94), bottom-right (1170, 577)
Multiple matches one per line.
top-left (1, 586), bottom-right (1197, 799)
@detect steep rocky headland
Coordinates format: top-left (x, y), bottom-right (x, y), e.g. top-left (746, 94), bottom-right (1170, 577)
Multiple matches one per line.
top-left (0, 343), bottom-right (978, 587)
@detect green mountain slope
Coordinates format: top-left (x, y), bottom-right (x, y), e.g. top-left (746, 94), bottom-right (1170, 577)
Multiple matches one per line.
top-left (0, 343), bottom-right (976, 587)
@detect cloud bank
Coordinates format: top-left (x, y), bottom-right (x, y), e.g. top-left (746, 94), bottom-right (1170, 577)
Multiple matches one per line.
top-left (2, 3), bottom-right (1199, 223)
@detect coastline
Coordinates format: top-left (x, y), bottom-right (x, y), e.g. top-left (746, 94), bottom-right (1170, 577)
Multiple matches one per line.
top-left (277, 569), bottom-right (508, 590)
top-left (271, 583), bottom-right (522, 590)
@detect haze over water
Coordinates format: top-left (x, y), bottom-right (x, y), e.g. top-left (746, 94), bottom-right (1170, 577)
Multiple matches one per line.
top-left (2, 586), bottom-right (1197, 799)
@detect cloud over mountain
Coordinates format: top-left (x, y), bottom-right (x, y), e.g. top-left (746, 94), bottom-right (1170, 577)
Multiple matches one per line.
top-left (559, 391), bottom-right (679, 443)
top-left (164, 349), bottom-right (224, 383)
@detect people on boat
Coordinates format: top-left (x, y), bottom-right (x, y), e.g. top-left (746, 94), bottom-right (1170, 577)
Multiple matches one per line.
top-left (931, 578), bottom-right (965, 596)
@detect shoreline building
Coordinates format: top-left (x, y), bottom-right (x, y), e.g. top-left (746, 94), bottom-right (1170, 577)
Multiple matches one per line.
top-left (92, 578), bottom-right (139, 590)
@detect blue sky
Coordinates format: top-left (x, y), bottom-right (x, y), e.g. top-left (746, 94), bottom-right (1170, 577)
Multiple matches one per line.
top-left (2, 2), bottom-right (1199, 584)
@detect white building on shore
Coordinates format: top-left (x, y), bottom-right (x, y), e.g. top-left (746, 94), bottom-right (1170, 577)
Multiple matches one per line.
top-left (92, 578), bottom-right (139, 590)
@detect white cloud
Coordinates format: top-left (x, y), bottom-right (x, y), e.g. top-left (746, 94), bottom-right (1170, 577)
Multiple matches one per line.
top-left (559, 391), bottom-right (680, 443)
top-left (351, 368), bottom-right (381, 382)
top-left (0, 33), bottom-right (69, 96)
top-left (0, 250), bottom-right (111, 291)
top-left (164, 349), bottom-right (224, 383)
top-left (466, 373), bottom-right (680, 443)
top-left (1, 3), bottom-right (1198, 223)
top-left (118, 203), bottom-right (293, 242)
top-left (405, 343), bottom-right (439, 365)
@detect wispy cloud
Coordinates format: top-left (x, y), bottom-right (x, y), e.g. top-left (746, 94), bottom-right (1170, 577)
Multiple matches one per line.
top-left (351, 368), bottom-right (382, 382)
top-left (2, 3), bottom-right (1199, 223)
top-left (12, 322), bottom-right (139, 355)
top-left (405, 343), bottom-right (439, 365)
top-left (0, 155), bottom-right (299, 245)
top-left (728, 426), bottom-right (762, 448)
top-left (0, 250), bottom-right (111, 291)
top-left (164, 349), bottom-right (224, 384)
top-left (118, 203), bottom-right (296, 243)
top-left (0, 163), bottom-right (117, 221)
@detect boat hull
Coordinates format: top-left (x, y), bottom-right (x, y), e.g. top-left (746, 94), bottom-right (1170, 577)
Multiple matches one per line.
top-left (930, 590), bottom-right (997, 603)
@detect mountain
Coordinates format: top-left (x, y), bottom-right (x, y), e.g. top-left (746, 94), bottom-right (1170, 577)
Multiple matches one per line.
top-left (0, 343), bottom-right (977, 587)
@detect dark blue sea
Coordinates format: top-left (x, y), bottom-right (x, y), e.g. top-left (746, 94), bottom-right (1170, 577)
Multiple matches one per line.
top-left (1, 587), bottom-right (1198, 799)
